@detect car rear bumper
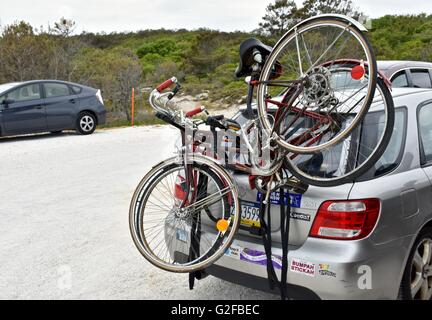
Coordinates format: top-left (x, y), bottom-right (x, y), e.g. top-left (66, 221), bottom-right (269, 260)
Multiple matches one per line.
top-left (206, 235), bottom-right (414, 300)
top-left (207, 264), bottom-right (320, 299)
top-left (97, 109), bottom-right (107, 125)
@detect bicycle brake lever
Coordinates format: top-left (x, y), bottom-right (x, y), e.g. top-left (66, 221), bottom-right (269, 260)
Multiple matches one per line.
top-left (205, 116), bottom-right (226, 130)
top-left (211, 115), bottom-right (225, 121)
top-left (168, 83), bottom-right (182, 100)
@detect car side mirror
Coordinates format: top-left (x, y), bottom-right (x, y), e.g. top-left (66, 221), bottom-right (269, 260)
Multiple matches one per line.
top-left (1, 98), bottom-right (15, 108)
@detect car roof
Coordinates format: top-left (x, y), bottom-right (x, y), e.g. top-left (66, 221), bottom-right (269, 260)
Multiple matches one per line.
top-left (378, 60), bottom-right (432, 77)
top-left (391, 87), bottom-right (432, 108)
top-left (18, 80), bottom-right (81, 86)
top-left (0, 82), bottom-right (23, 95)
top-left (0, 80), bottom-right (94, 95)
top-left (391, 87), bottom-right (432, 97)
top-left (368, 87), bottom-right (431, 110)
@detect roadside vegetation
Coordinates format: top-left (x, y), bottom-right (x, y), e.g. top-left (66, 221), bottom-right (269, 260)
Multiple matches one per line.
top-left (0, 0), bottom-right (431, 126)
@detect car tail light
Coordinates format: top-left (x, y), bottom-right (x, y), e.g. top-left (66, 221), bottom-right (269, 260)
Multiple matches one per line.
top-left (309, 199), bottom-right (380, 240)
top-left (96, 89), bottom-right (104, 104)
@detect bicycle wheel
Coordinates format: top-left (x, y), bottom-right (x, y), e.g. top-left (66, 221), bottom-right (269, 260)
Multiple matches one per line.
top-left (257, 16), bottom-right (377, 154)
top-left (129, 155), bottom-right (240, 273)
top-left (284, 77), bottom-right (394, 187)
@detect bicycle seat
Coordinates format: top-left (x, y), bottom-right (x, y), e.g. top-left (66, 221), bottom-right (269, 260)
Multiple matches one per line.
top-left (235, 38), bottom-right (273, 78)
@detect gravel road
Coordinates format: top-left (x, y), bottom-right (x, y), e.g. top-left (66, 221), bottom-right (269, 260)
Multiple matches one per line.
top-left (0, 126), bottom-right (277, 300)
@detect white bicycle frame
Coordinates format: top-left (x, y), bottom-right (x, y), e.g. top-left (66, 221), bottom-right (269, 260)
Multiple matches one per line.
top-left (148, 86), bottom-right (284, 178)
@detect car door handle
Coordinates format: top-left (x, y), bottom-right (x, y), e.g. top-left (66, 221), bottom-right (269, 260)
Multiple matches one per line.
top-left (35, 105), bottom-right (43, 109)
top-left (69, 99), bottom-right (76, 104)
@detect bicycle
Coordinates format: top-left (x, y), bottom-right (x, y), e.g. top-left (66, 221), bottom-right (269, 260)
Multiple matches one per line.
top-left (129, 14), bottom-right (395, 274)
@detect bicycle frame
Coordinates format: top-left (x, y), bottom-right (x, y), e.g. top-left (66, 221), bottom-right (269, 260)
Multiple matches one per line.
top-left (146, 58), bottom-right (375, 192)
top-left (147, 76), bottom-right (328, 184)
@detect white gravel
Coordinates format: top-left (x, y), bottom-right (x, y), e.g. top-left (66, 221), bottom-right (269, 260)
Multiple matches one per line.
top-left (0, 126), bottom-right (277, 300)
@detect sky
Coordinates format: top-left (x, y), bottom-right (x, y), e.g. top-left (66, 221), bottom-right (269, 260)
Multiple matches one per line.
top-left (0, 0), bottom-right (431, 34)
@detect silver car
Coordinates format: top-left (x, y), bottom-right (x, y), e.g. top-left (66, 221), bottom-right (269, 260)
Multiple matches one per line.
top-left (206, 87), bottom-right (432, 300)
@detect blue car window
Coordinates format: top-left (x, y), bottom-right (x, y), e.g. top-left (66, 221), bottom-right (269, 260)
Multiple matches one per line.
top-left (5, 84), bottom-right (41, 102)
top-left (44, 83), bottom-right (71, 98)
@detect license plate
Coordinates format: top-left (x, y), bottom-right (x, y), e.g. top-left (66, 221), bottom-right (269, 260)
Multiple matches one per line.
top-left (240, 201), bottom-right (261, 228)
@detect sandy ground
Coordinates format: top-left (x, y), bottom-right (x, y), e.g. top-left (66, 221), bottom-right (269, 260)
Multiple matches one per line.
top-left (0, 126), bottom-right (277, 300)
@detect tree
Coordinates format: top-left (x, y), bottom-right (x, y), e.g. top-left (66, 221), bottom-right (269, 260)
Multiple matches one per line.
top-left (144, 60), bottom-right (184, 86)
top-left (110, 49), bottom-right (143, 121)
top-left (48, 18), bottom-right (83, 80)
top-left (0, 21), bottom-right (52, 82)
top-left (52, 17), bottom-right (76, 37)
top-left (258, 0), bottom-right (362, 37)
top-left (184, 31), bottom-right (231, 78)
top-left (0, 19), bottom-right (85, 83)
top-left (137, 38), bottom-right (178, 58)
top-left (258, 0), bottom-right (300, 38)
top-left (73, 48), bottom-right (142, 121)
top-left (300, 0), bottom-right (360, 18)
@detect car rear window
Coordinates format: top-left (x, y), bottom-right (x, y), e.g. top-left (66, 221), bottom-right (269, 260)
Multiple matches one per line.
top-left (285, 108), bottom-right (407, 180)
top-left (235, 107), bottom-right (407, 181)
top-left (418, 102), bottom-right (432, 164)
top-left (356, 108), bottom-right (407, 181)
top-left (330, 70), bottom-right (363, 90)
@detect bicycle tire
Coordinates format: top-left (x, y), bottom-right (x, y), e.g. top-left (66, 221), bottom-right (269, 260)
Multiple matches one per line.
top-left (129, 155), bottom-right (240, 273)
top-left (284, 77), bottom-right (395, 187)
top-left (257, 17), bottom-right (377, 154)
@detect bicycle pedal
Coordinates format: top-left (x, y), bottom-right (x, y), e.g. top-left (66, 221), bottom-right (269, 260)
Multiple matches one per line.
top-left (285, 178), bottom-right (309, 194)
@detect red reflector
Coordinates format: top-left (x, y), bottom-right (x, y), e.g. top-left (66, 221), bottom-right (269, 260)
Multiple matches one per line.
top-left (310, 199), bottom-right (380, 240)
top-left (174, 175), bottom-right (188, 203)
top-left (351, 65), bottom-right (365, 80)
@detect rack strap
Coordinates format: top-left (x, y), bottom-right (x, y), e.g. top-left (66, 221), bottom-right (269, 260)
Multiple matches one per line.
top-left (259, 187), bottom-right (291, 300)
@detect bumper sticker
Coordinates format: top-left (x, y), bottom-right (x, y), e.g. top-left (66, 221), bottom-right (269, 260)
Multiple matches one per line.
top-left (257, 192), bottom-right (302, 208)
top-left (318, 264), bottom-right (337, 278)
top-left (240, 248), bottom-right (282, 270)
top-left (225, 245), bottom-right (242, 260)
top-left (225, 245), bottom-right (282, 270)
top-left (290, 212), bottom-right (311, 222)
top-left (290, 258), bottom-right (315, 277)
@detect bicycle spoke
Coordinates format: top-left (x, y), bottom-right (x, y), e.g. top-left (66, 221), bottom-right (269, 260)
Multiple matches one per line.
top-left (131, 162), bottom-right (238, 272)
top-left (305, 26), bottom-right (349, 75)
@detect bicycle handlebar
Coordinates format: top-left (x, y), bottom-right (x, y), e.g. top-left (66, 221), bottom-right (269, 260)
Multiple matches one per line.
top-left (186, 106), bottom-right (205, 118)
top-left (156, 77), bottom-right (177, 93)
top-left (149, 77), bottom-right (226, 131)
top-left (149, 77), bottom-right (180, 114)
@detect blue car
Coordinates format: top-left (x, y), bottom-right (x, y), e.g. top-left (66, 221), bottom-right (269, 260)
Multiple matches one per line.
top-left (0, 80), bottom-right (106, 137)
